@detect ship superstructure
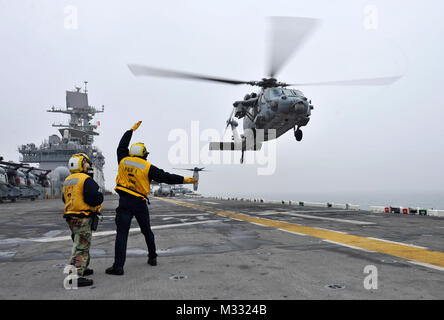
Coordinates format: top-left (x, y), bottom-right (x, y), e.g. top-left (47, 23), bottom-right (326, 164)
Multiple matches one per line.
top-left (18, 82), bottom-right (105, 196)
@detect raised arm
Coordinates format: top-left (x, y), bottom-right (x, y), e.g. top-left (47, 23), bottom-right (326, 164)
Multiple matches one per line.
top-left (117, 121), bottom-right (142, 164)
top-left (117, 130), bottom-right (132, 164)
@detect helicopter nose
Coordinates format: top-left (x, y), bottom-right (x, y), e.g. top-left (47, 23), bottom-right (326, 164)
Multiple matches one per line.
top-left (293, 100), bottom-right (306, 114)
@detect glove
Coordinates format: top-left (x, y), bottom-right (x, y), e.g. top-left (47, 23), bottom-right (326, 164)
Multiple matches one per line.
top-left (183, 177), bottom-right (198, 184)
top-left (94, 204), bottom-right (103, 214)
top-left (131, 121), bottom-right (142, 131)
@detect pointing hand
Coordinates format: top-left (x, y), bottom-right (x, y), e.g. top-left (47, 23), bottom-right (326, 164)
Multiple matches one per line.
top-left (131, 121), bottom-right (142, 131)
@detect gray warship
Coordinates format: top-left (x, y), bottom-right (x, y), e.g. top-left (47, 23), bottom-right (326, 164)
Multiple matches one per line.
top-left (18, 82), bottom-right (105, 197)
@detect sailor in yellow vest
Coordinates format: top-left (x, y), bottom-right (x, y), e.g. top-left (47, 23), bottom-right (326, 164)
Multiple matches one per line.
top-left (106, 121), bottom-right (197, 275)
top-left (62, 153), bottom-right (103, 287)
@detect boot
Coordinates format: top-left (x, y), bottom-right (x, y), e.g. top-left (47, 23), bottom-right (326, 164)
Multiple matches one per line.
top-left (69, 277), bottom-right (93, 287)
top-left (106, 266), bottom-right (124, 275)
top-left (83, 268), bottom-right (94, 276)
top-left (147, 257), bottom-right (157, 266)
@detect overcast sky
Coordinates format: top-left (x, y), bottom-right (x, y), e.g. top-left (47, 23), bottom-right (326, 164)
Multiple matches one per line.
top-left (1, 0), bottom-right (444, 199)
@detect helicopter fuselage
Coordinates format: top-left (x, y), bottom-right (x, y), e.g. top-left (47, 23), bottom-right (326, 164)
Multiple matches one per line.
top-left (235, 87), bottom-right (312, 143)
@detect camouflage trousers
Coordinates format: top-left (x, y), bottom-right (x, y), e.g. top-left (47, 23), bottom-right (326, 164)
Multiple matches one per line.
top-left (67, 217), bottom-right (92, 276)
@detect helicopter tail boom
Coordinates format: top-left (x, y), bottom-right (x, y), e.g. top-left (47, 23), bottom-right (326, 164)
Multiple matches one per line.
top-left (209, 142), bottom-right (243, 151)
top-left (209, 141), bottom-right (262, 151)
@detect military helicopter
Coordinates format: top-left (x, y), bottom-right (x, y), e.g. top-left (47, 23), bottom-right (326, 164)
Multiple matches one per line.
top-left (0, 160), bottom-right (41, 201)
top-left (151, 181), bottom-right (174, 197)
top-left (0, 166), bottom-right (20, 203)
top-left (26, 167), bottom-right (52, 199)
top-left (0, 156), bottom-right (21, 202)
top-left (151, 167), bottom-right (206, 196)
top-left (171, 185), bottom-right (193, 195)
top-left (173, 167), bottom-right (208, 191)
top-left (128, 17), bottom-right (401, 163)
top-left (32, 168), bottom-right (52, 189)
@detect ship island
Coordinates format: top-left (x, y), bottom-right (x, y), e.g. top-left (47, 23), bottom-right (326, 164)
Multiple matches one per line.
top-left (18, 82), bottom-right (105, 198)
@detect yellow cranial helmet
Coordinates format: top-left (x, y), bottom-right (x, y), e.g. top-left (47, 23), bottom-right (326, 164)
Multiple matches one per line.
top-left (68, 153), bottom-right (92, 173)
top-left (129, 143), bottom-right (149, 159)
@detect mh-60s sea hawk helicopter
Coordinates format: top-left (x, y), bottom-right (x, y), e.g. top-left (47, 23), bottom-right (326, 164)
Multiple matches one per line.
top-left (128, 17), bottom-right (401, 163)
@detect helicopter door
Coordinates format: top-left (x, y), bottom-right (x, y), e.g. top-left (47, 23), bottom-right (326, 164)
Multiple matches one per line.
top-left (0, 171), bottom-right (7, 184)
top-left (257, 93), bottom-right (266, 113)
top-left (260, 92), bottom-right (266, 104)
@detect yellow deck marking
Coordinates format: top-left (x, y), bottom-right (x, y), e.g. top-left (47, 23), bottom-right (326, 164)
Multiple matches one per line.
top-left (154, 197), bottom-right (444, 270)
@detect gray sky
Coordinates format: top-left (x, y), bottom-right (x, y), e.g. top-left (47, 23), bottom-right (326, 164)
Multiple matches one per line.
top-left (1, 0), bottom-right (444, 197)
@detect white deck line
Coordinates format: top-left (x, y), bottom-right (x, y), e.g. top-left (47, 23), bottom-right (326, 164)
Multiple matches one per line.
top-left (322, 240), bottom-right (376, 253)
top-left (366, 237), bottom-right (428, 249)
top-left (408, 261), bottom-right (444, 272)
top-left (280, 212), bottom-right (375, 225)
top-left (278, 229), bottom-right (307, 236)
top-left (153, 213), bottom-right (210, 217)
top-left (31, 220), bottom-right (221, 243)
top-left (315, 227), bottom-right (348, 234)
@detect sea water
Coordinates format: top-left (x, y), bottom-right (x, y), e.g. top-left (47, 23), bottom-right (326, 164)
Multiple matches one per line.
top-left (205, 191), bottom-right (444, 210)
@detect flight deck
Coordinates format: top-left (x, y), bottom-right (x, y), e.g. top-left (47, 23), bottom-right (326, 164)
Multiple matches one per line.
top-left (0, 194), bottom-right (443, 299)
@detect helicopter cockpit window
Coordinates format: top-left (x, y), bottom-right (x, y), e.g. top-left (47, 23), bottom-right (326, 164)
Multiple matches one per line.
top-left (283, 89), bottom-right (299, 97)
top-left (266, 88), bottom-right (283, 99)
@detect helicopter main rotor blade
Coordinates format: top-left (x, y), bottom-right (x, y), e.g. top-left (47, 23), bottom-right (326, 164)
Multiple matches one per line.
top-left (173, 168), bottom-right (195, 172)
top-left (267, 16), bottom-right (321, 78)
top-left (291, 75), bottom-right (402, 86)
top-left (128, 64), bottom-right (253, 86)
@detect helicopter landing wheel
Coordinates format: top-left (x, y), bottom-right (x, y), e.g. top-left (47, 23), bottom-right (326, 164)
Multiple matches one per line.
top-left (294, 128), bottom-right (303, 142)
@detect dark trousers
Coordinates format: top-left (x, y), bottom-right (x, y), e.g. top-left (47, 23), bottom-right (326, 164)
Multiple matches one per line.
top-left (113, 195), bottom-right (157, 268)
